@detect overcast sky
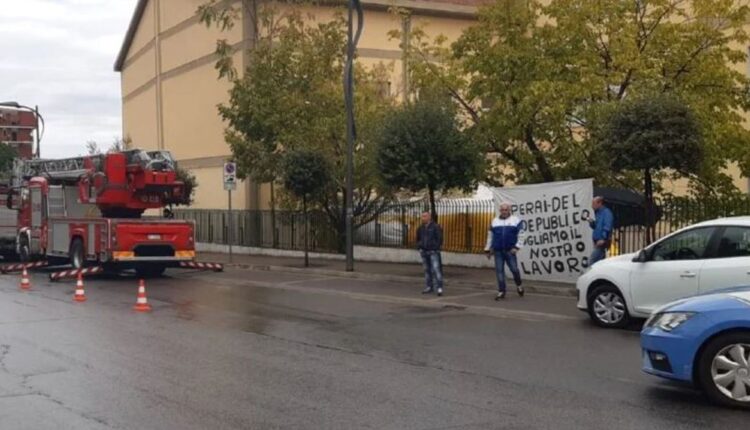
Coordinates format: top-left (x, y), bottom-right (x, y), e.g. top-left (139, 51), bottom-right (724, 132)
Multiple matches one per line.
top-left (0, 0), bottom-right (138, 158)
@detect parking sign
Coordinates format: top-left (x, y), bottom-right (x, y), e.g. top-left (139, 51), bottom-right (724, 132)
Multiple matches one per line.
top-left (223, 162), bottom-right (237, 191)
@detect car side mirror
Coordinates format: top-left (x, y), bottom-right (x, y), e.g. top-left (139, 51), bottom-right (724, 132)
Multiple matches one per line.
top-left (633, 249), bottom-right (648, 263)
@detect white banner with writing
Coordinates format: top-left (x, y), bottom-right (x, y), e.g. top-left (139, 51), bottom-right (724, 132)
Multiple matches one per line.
top-left (489, 179), bottom-right (594, 283)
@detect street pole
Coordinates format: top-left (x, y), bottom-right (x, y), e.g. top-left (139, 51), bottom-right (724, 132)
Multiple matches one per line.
top-left (228, 189), bottom-right (233, 263)
top-left (304, 196), bottom-right (309, 268)
top-left (344, 0), bottom-right (363, 272)
top-left (345, 0), bottom-right (354, 272)
top-left (34, 105), bottom-right (40, 158)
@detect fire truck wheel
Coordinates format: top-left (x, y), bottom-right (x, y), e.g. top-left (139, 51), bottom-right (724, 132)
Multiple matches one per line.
top-left (18, 236), bottom-right (30, 262)
top-left (69, 238), bottom-right (85, 270)
top-left (135, 265), bottom-right (166, 278)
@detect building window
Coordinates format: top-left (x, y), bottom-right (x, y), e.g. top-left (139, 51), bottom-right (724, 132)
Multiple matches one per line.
top-left (11, 131), bottom-right (17, 142)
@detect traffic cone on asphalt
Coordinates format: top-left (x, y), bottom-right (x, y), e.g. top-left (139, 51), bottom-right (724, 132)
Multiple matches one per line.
top-left (133, 279), bottom-right (152, 312)
top-left (20, 267), bottom-right (31, 290)
top-left (73, 272), bottom-right (87, 302)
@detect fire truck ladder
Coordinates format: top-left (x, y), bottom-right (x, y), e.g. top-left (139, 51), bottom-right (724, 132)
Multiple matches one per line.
top-left (12, 155), bottom-right (103, 184)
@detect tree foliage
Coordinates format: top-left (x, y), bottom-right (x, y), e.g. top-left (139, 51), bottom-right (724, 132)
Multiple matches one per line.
top-left (0, 143), bottom-right (16, 175)
top-left (200, 3), bottom-right (395, 249)
top-left (174, 165), bottom-right (198, 206)
top-left (376, 94), bottom-right (483, 219)
top-left (85, 140), bottom-right (100, 155)
top-left (595, 94), bottom-right (703, 201)
top-left (282, 150), bottom-right (331, 199)
top-left (84, 137), bottom-right (133, 156)
top-left (396, 0), bottom-right (750, 194)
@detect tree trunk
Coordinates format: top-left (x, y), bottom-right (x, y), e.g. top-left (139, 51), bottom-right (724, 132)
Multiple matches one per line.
top-left (524, 125), bottom-right (555, 182)
top-left (644, 168), bottom-right (654, 244)
top-left (270, 184), bottom-right (277, 248)
top-left (428, 186), bottom-right (438, 223)
top-left (303, 195), bottom-right (309, 268)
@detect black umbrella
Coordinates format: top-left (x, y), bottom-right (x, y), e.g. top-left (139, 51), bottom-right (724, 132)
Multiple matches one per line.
top-left (593, 186), bottom-right (661, 228)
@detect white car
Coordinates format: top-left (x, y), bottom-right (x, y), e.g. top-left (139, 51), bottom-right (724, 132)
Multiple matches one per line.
top-left (577, 216), bottom-right (750, 328)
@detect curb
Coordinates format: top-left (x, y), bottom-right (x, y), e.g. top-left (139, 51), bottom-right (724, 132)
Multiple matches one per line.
top-left (221, 262), bottom-right (577, 297)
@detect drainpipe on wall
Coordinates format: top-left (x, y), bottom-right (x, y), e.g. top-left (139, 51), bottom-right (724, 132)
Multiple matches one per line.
top-left (154, 0), bottom-right (165, 150)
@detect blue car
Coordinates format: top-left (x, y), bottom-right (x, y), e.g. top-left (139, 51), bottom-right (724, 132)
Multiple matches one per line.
top-left (641, 287), bottom-right (750, 409)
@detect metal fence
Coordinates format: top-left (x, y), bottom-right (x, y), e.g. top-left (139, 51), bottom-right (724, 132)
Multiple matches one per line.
top-left (354, 200), bottom-right (494, 254)
top-left (176, 196), bottom-right (750, 256)
top-left (174, 209), bottom-right (339, 252)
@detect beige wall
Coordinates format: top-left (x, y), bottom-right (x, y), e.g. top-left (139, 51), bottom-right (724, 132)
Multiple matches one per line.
top-left (121, 49), bottom-right (156, 97)
top-left (161, 53), bottom-right (240, 160)
top-left (160, 0), bottom-right (211, 30)
top-left (159, 14), bottom-right (243, 73)
top-left (122, 86), bottom-right (158, 151)
top-left (190, 166), bottom-right (250, 209)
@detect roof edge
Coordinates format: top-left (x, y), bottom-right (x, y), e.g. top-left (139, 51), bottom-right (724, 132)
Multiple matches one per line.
top-left (114, 0), bottom-right (479, 73)
top-left (114, 0), bottom-right (149, 72)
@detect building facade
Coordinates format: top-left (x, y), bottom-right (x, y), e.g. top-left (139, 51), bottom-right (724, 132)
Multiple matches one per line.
top-left (115, 0), bottom-right (479, 209)
top-left (0, 108), bottom-right (35, 159)
top-left (116, 0), bottom-right (750, 208)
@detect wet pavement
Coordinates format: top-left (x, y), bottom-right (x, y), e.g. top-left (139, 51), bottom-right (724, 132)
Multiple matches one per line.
top-left (0, 266), bottom-right (746, 429)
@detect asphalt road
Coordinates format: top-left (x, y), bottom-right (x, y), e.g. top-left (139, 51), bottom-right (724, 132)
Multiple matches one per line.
top-left (0, 266), bottom-right (746, 429)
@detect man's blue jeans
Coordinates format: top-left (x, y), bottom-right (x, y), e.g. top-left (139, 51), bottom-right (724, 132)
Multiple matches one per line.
top-left (494, 250), bottom-right (522, 292)
top-left (589, 246), bottom-right (607, 267)
top-left (420, 250), bottom-right (443, 291)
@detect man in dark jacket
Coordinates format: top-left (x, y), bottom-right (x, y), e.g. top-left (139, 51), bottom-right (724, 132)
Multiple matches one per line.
top-left (416, 211), bottom-right (444, 296)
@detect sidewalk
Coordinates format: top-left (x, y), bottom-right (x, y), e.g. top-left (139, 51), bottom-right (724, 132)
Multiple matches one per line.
top-left (197, 252), bottom-right (577, 297)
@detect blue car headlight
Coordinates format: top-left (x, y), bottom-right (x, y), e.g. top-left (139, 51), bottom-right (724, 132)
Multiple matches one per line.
top-left (644, 312), bottom-right (696, 332)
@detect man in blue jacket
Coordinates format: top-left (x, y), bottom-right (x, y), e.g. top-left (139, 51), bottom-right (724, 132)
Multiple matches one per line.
top-left (585, 196), bottom-right (614, 266)
top-left (416, 211), bottom-right (444, 296)
top-left (484, 203), bottom-right (525, 300)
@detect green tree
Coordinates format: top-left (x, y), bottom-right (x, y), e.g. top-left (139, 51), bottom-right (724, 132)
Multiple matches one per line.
top-left (376, 94), bottom-right (483, 220)
top-left (282, 150), bottom-right (331, 266)
top-left (85, 140), bottom-right (100, 155)
top-left (174, 166), bottom-right (198, 206)
top-left (0, 143), bottom-right (16, 175)
top-left (396, 0), bottom-right (750, 193)
top-left (595, 94), bottom-right (703, 240)
top-left (200, 3), bottom-right (394, 251)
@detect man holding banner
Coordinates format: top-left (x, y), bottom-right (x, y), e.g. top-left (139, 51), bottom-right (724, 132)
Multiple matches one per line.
top-left (485, 203), bottom-right (526, 300)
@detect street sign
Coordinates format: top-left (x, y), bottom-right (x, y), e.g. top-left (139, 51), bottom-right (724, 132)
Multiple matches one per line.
top-left (223, 161), bottom-right (236, 191)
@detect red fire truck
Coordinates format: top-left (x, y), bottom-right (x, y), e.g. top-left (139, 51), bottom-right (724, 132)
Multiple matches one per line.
top-left (6, 150), bottom-right (198, 277)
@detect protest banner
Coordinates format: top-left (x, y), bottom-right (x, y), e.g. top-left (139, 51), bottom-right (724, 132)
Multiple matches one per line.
top-left (489, 179), bottom-right (594, 282)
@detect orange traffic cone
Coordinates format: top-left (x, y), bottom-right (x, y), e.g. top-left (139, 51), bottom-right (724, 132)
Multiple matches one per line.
top-left (73, 272), bottom-right (87, 302)
top-left (133, 279), bottom-right (152, 312)
top-left (20, 267), bottom-right (31, 290)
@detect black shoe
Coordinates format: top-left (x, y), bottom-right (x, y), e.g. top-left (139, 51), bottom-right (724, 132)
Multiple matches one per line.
top-left (422, 288), bottom-right (434, 294)
top-left (517, 286), bottom-right (525, 297)
top-left (437, 288), bottom-right (443, 297)
top-left (495, 291), bottom-right (506, 301)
